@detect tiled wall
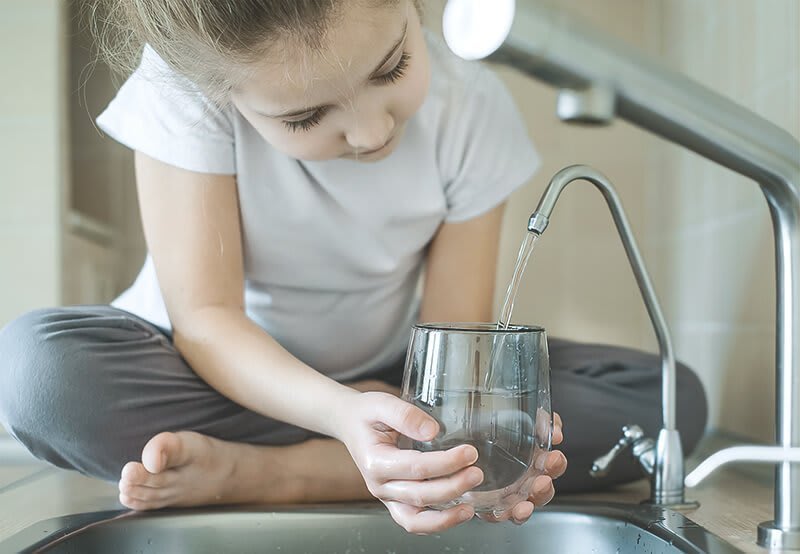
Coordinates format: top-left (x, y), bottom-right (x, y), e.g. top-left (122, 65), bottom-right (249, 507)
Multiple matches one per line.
top-left (427, 1), bottom-right (798, 441)
top-left (491, 1), bottom-right (659, 353)
top-left (426, 0), bottom-right (657, 353)
top-left (641, 0), bottom-right (799, 440)
top-left (0, 1), bottom-right (67, 325)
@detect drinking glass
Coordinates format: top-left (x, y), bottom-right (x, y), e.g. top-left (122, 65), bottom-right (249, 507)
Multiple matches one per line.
top-left (399, 323), bottom-right (552, 516)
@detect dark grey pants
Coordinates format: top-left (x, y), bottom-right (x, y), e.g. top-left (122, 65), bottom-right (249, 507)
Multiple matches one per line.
top-left (0, 305), bottom-right (707, 492)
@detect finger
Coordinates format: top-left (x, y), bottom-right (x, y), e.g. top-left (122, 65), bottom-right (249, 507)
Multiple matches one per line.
top-left (529, 475), bottom-right (556, 506)
top-left (368, 443), bottom-right (479, 482)
top-left (544, 450), bottom-right (568, 479)
top-left (476, 509), bottom-right (511, 523)
top-left (378, 466), bottom-right (483, 507)
top-left (349, 380), bottom-right (401, 396)
top-left (373, 395), bottom-right (441, 442)
top-left (553, 412), bottom-right (564, 445)
top-left (511, 501), bottom-right (535, 524)
top-left (385, 501), bottom-right (474, 535)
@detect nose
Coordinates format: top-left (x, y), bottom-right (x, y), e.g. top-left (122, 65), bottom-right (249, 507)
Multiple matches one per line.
top-left (344, 110), bottom-right (395, 153)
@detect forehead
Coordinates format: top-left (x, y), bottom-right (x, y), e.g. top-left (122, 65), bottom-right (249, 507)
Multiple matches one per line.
top-left (237, 2), bottom-right (406, 109)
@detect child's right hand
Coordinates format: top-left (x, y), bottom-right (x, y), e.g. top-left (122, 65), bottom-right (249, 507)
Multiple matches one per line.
top-left (336, 391), bottom-right (483, 534)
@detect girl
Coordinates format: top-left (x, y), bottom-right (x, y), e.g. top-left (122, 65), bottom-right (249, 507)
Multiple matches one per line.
top-left (0, 0), bottom-right (705, 535)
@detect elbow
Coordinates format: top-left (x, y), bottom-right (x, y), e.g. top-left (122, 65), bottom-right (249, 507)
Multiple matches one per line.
top-left (169, 303), bottom-right (246, 353)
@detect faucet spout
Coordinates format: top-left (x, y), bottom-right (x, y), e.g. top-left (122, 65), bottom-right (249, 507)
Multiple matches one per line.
top-left (529, 165), bottom-right (684, 505)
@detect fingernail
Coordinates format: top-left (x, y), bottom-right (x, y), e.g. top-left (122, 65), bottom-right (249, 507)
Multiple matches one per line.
top-left (469, 469), bottom-right (483, 487)
top-left (420, 421), bottom-right (437, 437)
top-left (546, 454), bottom-right (563, 473)
top-left (459, 509), bottom-right (473, 521)
top-left (534, 480), bottom-right (551, 495)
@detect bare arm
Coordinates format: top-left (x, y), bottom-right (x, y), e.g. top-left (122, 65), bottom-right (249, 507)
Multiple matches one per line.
top-left (135, 151), bottom-right (491, 532)
top-left (134, 152), bottom-right (354, 437)
top-left (419, 203), bottom-right (506, 323)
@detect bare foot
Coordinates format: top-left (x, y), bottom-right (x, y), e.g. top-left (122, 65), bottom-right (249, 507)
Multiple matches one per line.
top-left (118, 431), bottom-right (370, 510)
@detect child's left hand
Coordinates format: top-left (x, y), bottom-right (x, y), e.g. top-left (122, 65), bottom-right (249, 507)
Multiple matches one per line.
top-left (476, 412), bottom-right (567, 525)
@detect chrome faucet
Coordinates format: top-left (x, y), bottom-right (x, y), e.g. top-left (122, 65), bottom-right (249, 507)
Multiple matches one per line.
top-left (443, 0), bottom-right (800, 548)
top-left (527, 165), bottom-right (688, 506)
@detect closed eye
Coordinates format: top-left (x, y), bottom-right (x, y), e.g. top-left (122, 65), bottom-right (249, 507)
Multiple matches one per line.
top-left (283, 106), bottom-right (329, 133)
top-left (282, 53), bottom-right (410, 132)
top-left (372, 52), bottom-right (410, 85)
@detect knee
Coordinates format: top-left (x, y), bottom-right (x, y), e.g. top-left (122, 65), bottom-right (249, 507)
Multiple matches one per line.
top-left (0, 308), bottom-right (60, 437)
top-left (675, 360), bottom-right (708, 455)
top-left (0, 308), bottom-right (120, 479)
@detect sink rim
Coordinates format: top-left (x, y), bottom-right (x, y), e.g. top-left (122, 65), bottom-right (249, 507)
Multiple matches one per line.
top-left (1, 500), bottom-right (741, 554)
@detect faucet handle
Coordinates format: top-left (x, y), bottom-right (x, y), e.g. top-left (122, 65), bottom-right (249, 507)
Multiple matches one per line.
top-left (590, 424), bottom-right (647, 478)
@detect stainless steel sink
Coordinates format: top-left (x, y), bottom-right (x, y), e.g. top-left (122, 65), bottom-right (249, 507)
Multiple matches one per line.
top-left (1, 501), bottom-right (740, 553)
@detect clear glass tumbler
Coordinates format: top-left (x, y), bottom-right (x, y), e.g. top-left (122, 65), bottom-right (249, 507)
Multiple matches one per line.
top-left (399, 323), bottom-right (552, 516)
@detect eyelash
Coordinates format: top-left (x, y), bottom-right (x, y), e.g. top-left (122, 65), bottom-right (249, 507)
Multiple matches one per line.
top-left (283, 107), bottom-right (329, 133)
top-left (283, 52), bottom-right (412, 133)
top-left (374, 52), bottom-right (411, 85)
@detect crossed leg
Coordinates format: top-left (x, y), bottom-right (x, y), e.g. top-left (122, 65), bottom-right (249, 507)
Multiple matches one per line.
top-left (117, 380), bottom-right (400, 510)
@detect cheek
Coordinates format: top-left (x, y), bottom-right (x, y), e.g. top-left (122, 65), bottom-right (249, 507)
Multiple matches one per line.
top-left (250, 119), bottom-right (343, 161)
top-left (396, 53), bottom-right (431, 120)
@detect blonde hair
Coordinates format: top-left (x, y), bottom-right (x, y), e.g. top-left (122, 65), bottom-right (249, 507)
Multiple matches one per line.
top-left (88, 0), bottom-right (421, 104)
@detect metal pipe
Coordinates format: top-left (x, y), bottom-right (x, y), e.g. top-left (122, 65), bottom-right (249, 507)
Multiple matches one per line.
top-left (686, 446), bottom-right (800, 488)
top-left (529, 165), bottom-right (684, 505)
top-left (443, 1), bottom-right (800, 547)
top-left (528, 166), bottom-right (677, 431)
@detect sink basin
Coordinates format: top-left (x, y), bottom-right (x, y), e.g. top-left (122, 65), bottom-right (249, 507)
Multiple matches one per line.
top-left (2, 501), bottom-right (739, 553)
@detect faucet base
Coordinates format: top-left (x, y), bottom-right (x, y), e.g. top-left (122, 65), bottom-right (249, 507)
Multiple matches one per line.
top-left (642, 499), bottom-right (700, 510)
top-left (650, 429), bottom-right (688, 507)
top-left (758, 521), bottom-right (800, 550)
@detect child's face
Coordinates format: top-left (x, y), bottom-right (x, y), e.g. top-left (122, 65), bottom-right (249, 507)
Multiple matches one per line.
top-left (231, 0), bottom-right (430, 162)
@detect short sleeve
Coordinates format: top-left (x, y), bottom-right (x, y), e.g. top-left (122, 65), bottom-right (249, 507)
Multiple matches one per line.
top-left (438, 64), bottom-right (540, 222)
top-left (96, 46), bottom-right (236, 174)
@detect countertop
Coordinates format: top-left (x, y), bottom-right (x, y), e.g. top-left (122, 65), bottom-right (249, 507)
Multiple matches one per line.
top-left (0, 435), bottom-right (796, 553)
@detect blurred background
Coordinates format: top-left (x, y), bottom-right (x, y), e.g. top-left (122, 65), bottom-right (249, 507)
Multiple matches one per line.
top-left (0, 0), bottom-right (798, 448)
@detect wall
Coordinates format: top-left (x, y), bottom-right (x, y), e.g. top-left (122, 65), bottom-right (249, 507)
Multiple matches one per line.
top-left (427, 0), bottom-right (798, 441)
top-left (0, 1), bottom-right (143, 320)
top-left (0, 0), bottom-right (67, 326)
top-left (65, 0), bottom-right (143, 304)
top-left (642, 0), bottom-right (799, 440)
top-left (426, 1), bottom-right (657, 354)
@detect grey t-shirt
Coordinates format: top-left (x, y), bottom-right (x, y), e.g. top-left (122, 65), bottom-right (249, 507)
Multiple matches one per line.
top-left (97, 34), bottom-right (540, 380)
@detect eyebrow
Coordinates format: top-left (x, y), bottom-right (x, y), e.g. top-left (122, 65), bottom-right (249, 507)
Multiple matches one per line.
top-left (260, 20), bottom-right (409, 119)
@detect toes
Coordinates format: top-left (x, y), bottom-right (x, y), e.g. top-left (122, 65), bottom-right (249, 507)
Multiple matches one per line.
top-left (120, 431), bottom-right (233, 510)
top-left (120, 462), bottom-right (149, 487)
top-left (119, 480), bottom-right (171, 503)
top-left (142, 431), bottom-right (190, 473)
top-left (119, 461), bottom-right (169, 489)
top-left (118, 465), bottom-right (173, 507)
top-left (119, 491), bottom-right (170, 511)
